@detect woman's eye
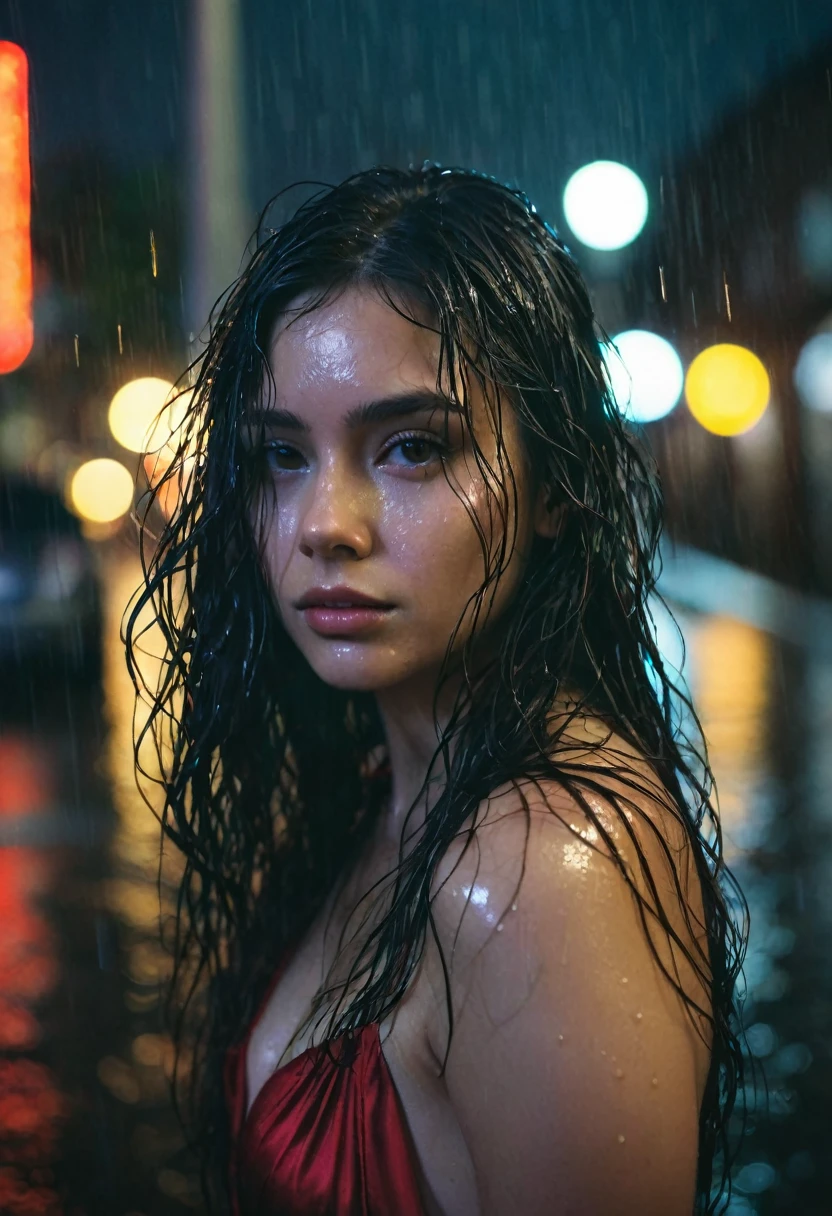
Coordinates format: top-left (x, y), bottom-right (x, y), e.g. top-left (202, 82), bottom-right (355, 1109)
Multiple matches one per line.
top-left (383, 435), bottom-right (445, 467)
top-left (264, 442), bottom-right (306, 471)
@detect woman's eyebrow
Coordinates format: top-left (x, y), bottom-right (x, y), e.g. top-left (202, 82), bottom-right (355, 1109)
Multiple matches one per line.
top-left (249, 390), bottom-right (462, 433)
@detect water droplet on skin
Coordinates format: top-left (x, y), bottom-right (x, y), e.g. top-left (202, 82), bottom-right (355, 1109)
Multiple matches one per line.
top-left (614, 1068), bottom-right (625, 1079)
top-left (651, 1077), bottom-right (659, 1087)
top-left (635, 1012), bottom-right (643, 1021)
top-left (558, 1034), bottom-right (564, 1043)
top-left (511, 902), bottom-right (518, 912)
top-left (600, 1049), bottom-right (607, 1057)
top-left (496, 923), bottom-right (504, 932)
top-left (621, 976), bottom-right (629, 984)
top-left (617, 1134), bottom-right (626, 1144)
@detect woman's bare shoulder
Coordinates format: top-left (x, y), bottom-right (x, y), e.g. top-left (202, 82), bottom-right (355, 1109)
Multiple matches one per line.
top-left (421, 726), bottom-right (712, 1214)
top-left (426, 721), bottom-right (712, 1071)
top-left (430, 722), bottom-right (705, 954)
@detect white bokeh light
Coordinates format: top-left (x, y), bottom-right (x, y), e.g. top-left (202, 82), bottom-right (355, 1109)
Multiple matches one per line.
top-left (563, 161), bottom-right (649, 251)
top-left (604, 330), bottom-right (684, 424)
top-left (794, 331), bottom-right (832, 414)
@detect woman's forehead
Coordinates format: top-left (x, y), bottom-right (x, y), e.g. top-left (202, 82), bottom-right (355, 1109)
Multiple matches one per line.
top-left (261, 286), bottom-right (521, 449)
top-left (266, 288), bottom-right (467, 409)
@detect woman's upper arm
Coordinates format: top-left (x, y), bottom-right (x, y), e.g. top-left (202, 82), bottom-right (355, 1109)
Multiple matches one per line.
top-left (430, 781), bottom-right (709, 1216)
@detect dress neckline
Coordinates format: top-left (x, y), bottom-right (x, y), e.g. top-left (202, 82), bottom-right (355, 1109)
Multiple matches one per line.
top-left (242, 761), bottom-right (395, 1128)
top-left (243, 1022), bottom-right (383, 1128)
top-left (241, 946), bottom-right (384, 1129)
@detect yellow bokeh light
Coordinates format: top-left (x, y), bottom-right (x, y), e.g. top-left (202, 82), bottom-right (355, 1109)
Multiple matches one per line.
top-left (70, 458), bottom-right (134, 523)
top-left (108, 376), bottom-right (189, 454)
top-left (685, 344), bottom-right (770, 436)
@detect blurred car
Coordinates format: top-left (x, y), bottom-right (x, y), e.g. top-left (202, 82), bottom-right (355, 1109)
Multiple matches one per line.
top-left (0, 475), bottom-right (102, 681)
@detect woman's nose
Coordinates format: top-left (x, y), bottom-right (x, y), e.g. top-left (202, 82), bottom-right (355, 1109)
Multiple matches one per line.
top-left (297, 467), bottom-right (374, 560)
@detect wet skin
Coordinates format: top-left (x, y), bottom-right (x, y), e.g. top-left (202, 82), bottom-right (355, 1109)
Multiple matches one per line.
top-left (250, 284), bottom-right (559, 822)
top-left (245, 287), bottom-right (708, 1215)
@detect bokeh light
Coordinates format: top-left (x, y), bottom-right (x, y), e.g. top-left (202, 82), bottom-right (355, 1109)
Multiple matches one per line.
top-left (562, 161), bottom-right (648, 250)
top-left (108, 377), bottom-right (186, 454)
top-left (794, 332), bottom-right (832, 413)
top-left (685, 343), bottom-right (770, 436)
top-left (140, 386), bottom-right (196, 519)
top-left (69, 458), bottom-right (134, 524)
top-left (603, 330), bottom-right (684, 423)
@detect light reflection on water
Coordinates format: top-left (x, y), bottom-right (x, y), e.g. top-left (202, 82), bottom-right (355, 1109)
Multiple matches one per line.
top-left (677, 606), bottom-right (828, 1212)
top-left (0, 847), bottom-right (65, 1216)
top-left (97, 552), bottom-right (198, 1209)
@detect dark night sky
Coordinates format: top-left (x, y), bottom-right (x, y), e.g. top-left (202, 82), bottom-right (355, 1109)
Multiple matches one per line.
top-left (1, 0), bottom-right (831, 220)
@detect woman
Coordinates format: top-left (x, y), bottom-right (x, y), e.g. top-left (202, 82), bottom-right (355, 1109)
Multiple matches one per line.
top-left (127, 164), bottom-right (747, 1215)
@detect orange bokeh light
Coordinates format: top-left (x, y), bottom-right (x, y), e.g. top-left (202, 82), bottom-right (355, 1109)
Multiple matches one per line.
top-left (0, 42), bottom-right (32, 374)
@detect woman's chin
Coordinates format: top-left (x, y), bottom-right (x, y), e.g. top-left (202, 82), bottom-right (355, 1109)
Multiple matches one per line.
top-left (305, 652), bottom-right (429, 695)
top-left (305, 656), bottom-right (397, 693)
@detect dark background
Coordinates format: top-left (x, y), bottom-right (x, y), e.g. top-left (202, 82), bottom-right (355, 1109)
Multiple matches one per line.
top-left (1, 3), bottom-right (831, 1214)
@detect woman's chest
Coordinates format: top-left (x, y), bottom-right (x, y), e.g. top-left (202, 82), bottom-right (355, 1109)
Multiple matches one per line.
top-left (244, 882), bottom-right (481, 1216)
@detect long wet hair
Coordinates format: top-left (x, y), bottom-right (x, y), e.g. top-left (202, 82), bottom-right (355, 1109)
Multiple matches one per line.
top-left (126, 164), bottom-right (748, 1214)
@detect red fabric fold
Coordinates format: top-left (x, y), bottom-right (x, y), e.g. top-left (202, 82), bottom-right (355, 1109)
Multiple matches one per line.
top-left (224, 966), bottom-right (425, 1215)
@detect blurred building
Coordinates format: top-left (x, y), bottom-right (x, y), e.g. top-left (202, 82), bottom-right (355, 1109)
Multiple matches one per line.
top-left (630, 45), bottom-right (832, 595)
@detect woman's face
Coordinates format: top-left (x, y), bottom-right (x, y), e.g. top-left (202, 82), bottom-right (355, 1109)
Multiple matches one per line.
top-left (252, 287), bottom-right (554, 693)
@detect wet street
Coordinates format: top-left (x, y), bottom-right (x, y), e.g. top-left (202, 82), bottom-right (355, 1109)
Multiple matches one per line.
top-left (0, 545), bottom-right (830, 1216)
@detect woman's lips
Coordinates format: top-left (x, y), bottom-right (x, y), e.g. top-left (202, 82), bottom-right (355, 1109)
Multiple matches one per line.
top-left (301, 605), bottom-right (394, 636)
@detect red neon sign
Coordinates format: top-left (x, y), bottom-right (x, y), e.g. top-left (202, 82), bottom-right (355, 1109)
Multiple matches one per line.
top-left (0, 42), bottom-right (32, 374)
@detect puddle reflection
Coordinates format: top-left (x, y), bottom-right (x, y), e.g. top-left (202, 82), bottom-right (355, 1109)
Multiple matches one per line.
top-left (680, 609), bottom-right (829, 1213)
top-left (0, 847), bottom-right (64, 1216)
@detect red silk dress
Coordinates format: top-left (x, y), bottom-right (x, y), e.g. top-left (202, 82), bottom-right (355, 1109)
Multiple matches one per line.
top-left (224, 952), bottom-right (426, 1215)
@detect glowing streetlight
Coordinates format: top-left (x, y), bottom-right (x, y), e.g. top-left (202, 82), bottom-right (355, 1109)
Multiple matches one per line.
top-left (603, 330), bottom-right (684, 423)
top-left (794, 332), bottom-right (832, 414)
top-left (0, 42), bottom-right (33, 374)
top-left (563, 161), bottom-right (648, 251)
top-left (685, 344), bottom-right (770, 436)
top-left (69, 459), bottom-right (134, 524)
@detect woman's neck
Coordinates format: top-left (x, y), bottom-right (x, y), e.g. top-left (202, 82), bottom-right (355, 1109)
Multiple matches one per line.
top-left (373, 666), bottom-right (464, 835)
top-left (374, 663), bottom-right (593, 842)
